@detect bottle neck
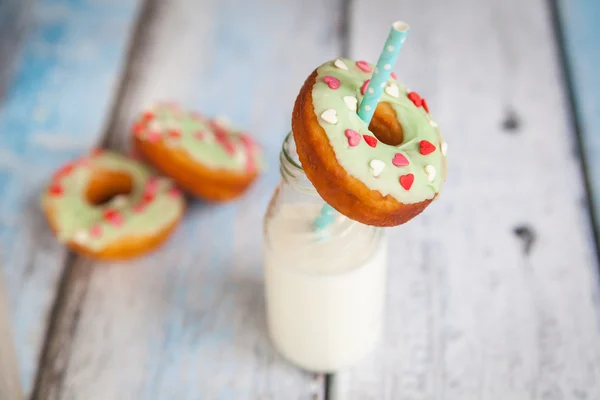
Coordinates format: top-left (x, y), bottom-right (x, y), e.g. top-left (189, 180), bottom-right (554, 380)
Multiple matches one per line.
top-left (279, 133), bottom-right (320, 198)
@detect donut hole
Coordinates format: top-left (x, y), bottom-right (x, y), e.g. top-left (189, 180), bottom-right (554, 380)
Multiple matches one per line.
top-left (86, 170), bottom-right (133, 206)
top-left (368, 102), bottom-right (404, 146)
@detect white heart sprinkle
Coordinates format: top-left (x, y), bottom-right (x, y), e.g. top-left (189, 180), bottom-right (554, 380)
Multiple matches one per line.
top-left (425, 165), bottom-right (436, 181)
top-left (334, 59), bottom-right (348, 70)
top-left (369, 159), bottom-right (385, 177)
top-left (73, 230), bottom-right (89, 244)
top-left (384, 64), bottom-right (391, 70)
top-left (368, 88), bottom-right (375, 94)
top-left (111, 195), bottom-right (128, 207)
top-left (365, 105), bottom-right (372, 111)
top-left (343, 96), bottom-right (357, 111)
top-left (385, 83), bottom-right (399, 98)
top-left (320, 109), bottom-right (338, 124)
top-left (441, 142), bottom-right (448, 156)
top-left (430, 119), bottom-right (439, 128)
top-left (147, 120), bottom-right (162, 132)
top-left (387, 45), bottom-right (394, 52)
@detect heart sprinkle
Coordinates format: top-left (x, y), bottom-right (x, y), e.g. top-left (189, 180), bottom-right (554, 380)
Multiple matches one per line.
top-left (345, 129), bottom-right (360, 147)
top-left (343, 96), bottom-right (358, 111)
top-left (391, 72), bottom-right (397, 80)
top-left (89, 225), bottom-right (103, 238)
top-left (429, 119), bottom-right (439, 128)
top-left (49, 184), bottom-right (63, 196)
top-left (425, 165), bottom-right (436, 181)
top-left (408, 91), bottom-right (423, 107)
top-left (356, 60), bottom-right (372, 73)
top-left (419, 140), bottom-right (436, 155)
top-left (73, 230), bottom-right (89, 244)
top-left (363, 135), bottom-right (378, 148)
top-left (385, 83), bottom-right (400, 98)
top-left (334, 59), bottom-right (348, 70)
top-left (392, 153), bottom-right (409, 167)
top-left (323, 76), bottom-right (341, 90)
top-left (422, 99), bottom-right (430, 113)
top-left (320, 109), bottom-right (338, 124)
top-left (441, 142), bottom-right (448, 156)
top-left (369, 159), bottom-right (385, 177)
top-left (103, 209), bottom-right (124, 227)
top-left (399, 173), bottom-right (415, 190)
top-left (360, 80), bottom-right (370, 96)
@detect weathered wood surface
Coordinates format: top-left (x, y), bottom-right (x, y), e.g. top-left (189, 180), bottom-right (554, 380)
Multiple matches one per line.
top-left (330, 0), bottom-right (600, 398)
top-left (0, 0), bottom-right (141, 396)
top-left (0, 275), bottom-right (23, 400)
top-left (34, 0), bottom-right (343, 398)
top-left (556, 0), bottom-right (600, 249)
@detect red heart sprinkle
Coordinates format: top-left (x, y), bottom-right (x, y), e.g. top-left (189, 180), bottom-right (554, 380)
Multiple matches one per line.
top-left (356, 61), bottom-right (372, 73)
top-left (422, 99), bottom-right (430, 113)
top-left (399, 174), bottom-right (415, 190)
top-left (142, 111), bottom-right (155, 121)
top-left (53, 163), bottom-right (74, 180)
top-left (168, 129), bottom-right (181, 139)
top-left (133, 121), bottom-right (146, 136)
top-left (48, 184), bottom-right (63, 196)
top-left (392, 153), bottom-right (409, 167)
top-left (103, 209), bottom-right (123, 226)
top-left (143, 192), bottom-right (154, 203)
top-left (391, 72), bottom-right (397, 80)
top-left (408, 92), bottom-right (423, 107)
top-left (361, 80), bottom-right (370, 96)
top-left (419, 140), bottom-right (436, 155)
top-left (344, 129), bottom-right (360, 147)
top-left (323, 76), bottom-right (340, 90)
top-left (363, 135), bottom-right (378, 148)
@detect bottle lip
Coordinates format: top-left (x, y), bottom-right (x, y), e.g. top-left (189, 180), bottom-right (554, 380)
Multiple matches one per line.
top-left (281, 132), bottom-right (303, 172)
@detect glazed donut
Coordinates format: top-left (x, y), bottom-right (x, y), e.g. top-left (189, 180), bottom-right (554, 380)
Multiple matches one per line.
top-left (41, 150), bottom-right (185, 260)
top-left (132, 104), bottom-right (265, 202)
top-left (292, 58), bottom-right (447, 227)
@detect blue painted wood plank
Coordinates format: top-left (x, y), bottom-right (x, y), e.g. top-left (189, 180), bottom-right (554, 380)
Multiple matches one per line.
top-left (0, 0), bottom-right (140, 395)
top-left (557, 0), bottom-right (600, 246)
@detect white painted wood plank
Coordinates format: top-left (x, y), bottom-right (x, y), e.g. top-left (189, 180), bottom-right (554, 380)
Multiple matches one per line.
top-left (0, 0), bottom-right (141, 396)
top-left (36, 0), bottom-right (342, 398)
top-left (335, 0), bottom-right (600, 398)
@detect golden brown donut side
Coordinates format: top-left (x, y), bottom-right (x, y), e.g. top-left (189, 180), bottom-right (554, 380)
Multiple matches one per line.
top-left (133, 136), bottom-right (258, 202)
top-left (292, 70), bottom-right (433, 227)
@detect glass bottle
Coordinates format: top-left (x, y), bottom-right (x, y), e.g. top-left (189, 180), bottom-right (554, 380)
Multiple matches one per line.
top-left (263, 133), bottom-right (388, 372)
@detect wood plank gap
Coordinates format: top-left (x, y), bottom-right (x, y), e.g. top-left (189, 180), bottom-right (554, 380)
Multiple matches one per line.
top-left (30, 256), bottom-right (93, 400)
top-left (546, 0), bottom-right (600, 267)
top-left (339, 0), bottom-right (352, 58)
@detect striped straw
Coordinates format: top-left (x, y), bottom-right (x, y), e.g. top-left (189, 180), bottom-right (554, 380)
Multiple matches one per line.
top-left (314, 21), bottom-right (410, 234)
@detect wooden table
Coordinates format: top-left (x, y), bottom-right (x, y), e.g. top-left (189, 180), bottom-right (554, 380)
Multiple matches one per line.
top-left (1, 0), bottom-right (600, 398)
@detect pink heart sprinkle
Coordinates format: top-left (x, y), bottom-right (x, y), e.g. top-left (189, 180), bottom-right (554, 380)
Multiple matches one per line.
top-left (89, 225), bottom-right (102, 237)
top-left (361, 80), bottom-right (370, 95)
top-left (146, 131), bottom-right (162, 143)
top-left (145, 177), bottom-right (159, 194)
top-left (392, 153), bottom-right (409, 167)
top-left (133, 203), bottom-right (146, 213)
top-left (103, 209), bottom-right (123, 227)
top-left (323, 76), bottom-right (340, 90)
top-left (193, 131), bottom-right (204, 140)
top-left (168, 188), bottom-right (181, 198)
top-left (344, 129), bottom-right (360, 147)
top-left (390, 72), bottom-right (397, 80)
top-left (356, 61), bottom-right (372, 73)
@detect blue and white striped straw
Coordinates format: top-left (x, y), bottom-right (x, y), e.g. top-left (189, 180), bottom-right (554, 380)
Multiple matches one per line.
top-left (313, 21), bottom-right (410, 234)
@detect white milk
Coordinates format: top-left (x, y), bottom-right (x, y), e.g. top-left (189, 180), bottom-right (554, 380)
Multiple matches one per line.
top-left (264, 203), bottom-right (387, 372)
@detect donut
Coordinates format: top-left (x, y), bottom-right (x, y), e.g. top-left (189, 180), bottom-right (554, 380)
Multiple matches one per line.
top-left (132, 104), bottom-right (265, 202)
top-left (292, 58), bottom-right (447, 227)
top-left (41, 150), bottom-right (185, 260)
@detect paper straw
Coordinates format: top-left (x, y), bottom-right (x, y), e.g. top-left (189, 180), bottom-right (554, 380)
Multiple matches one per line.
top-left (357, 21), bottom-right (410, 123)
top-left (313, 21), bottom-right (410, 234)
